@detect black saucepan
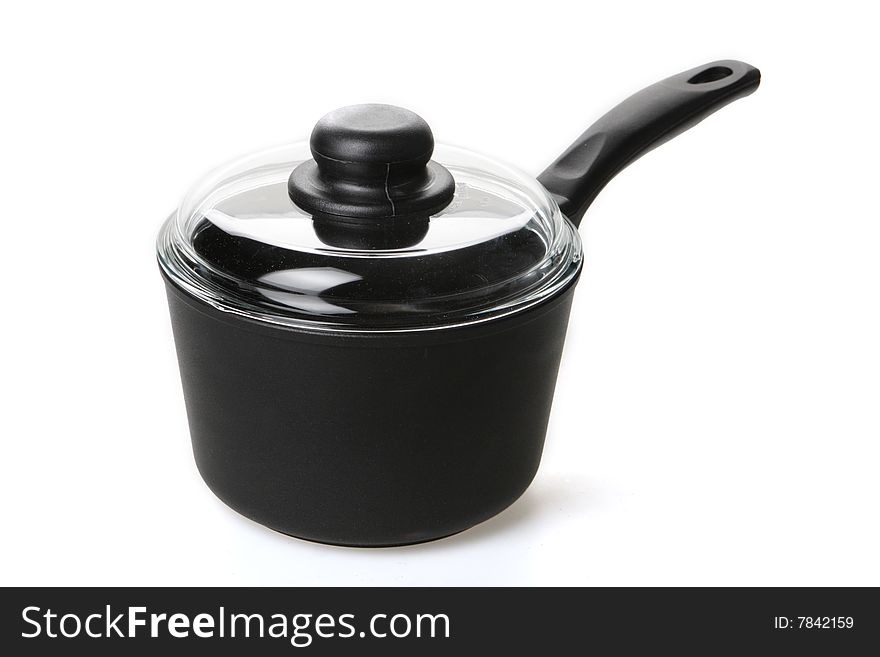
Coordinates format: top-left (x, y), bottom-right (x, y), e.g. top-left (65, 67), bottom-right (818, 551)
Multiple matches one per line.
top-left (158, 60), bottom-right (760, 546)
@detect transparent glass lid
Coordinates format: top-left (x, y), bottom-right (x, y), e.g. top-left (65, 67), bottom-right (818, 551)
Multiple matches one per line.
top-left (157, 142), bottom-right (582, 332)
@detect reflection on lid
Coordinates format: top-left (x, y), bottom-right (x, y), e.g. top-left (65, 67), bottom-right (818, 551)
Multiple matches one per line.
top-left (259, 267), bottom-right (363, 293)
top-left (205, 204), bottom-right (315, 253)
top-left (255, 290), bottom-right (357, 315)
top-left (256, 267), bottom-right (363, 314)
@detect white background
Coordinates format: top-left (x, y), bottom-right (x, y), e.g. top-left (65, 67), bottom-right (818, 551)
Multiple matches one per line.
top-left (2, 1), bottom-right (878, 586)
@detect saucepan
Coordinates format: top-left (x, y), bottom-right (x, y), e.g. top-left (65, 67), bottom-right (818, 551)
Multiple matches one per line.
top-left (158, 60), bottom-right (760, 546)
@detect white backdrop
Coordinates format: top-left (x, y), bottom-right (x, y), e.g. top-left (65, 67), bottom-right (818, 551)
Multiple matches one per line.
top-left (2, 0), bottom-right (878, 586)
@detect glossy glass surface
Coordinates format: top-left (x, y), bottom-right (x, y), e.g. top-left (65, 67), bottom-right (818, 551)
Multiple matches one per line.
top-left (157, 143), bottom-right (582, 332)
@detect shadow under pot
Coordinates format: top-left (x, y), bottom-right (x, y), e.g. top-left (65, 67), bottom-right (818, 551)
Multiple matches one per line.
top-left (157, 60), bottom-right (760, 546)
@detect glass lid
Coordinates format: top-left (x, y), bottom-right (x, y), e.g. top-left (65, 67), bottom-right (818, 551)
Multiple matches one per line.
top-left (157, 106), bottom-right (582, 333)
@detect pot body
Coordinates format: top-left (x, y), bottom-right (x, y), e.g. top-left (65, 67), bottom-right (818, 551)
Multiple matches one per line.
top-left (163, 274), bottom-right (578, 546)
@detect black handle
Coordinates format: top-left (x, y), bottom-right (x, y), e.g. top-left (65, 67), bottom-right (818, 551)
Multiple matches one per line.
top-left (538, 60), bottom-right (760, 226)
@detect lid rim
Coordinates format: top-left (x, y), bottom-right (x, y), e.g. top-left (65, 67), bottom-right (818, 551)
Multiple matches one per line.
top-left (158, 231), bottom-right (583, 335)
top-left (161, 255), bottom-right (582, 342)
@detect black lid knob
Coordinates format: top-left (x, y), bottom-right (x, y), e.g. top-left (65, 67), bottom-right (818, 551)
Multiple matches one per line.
top-left (288, 104), bottom-right (455, 223)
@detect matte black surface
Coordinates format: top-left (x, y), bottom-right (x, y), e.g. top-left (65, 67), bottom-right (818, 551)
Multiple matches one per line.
top-left (538, 60), bottom-right (761, 226)
top-left (163, 274), bottom-right (577, 547)
top-left (288, 104), bottom-right (455, 236)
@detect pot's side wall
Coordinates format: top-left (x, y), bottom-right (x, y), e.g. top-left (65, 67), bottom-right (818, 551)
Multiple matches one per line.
top-left (164, 283), bottom-right (577, 547)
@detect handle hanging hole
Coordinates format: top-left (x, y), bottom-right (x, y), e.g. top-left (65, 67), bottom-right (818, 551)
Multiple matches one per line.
top-left (687, 66), bottom-right (734, 84)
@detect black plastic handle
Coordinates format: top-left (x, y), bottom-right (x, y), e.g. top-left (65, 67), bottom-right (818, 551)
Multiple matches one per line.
top-left (538, 60), bottom-right (760, 226)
